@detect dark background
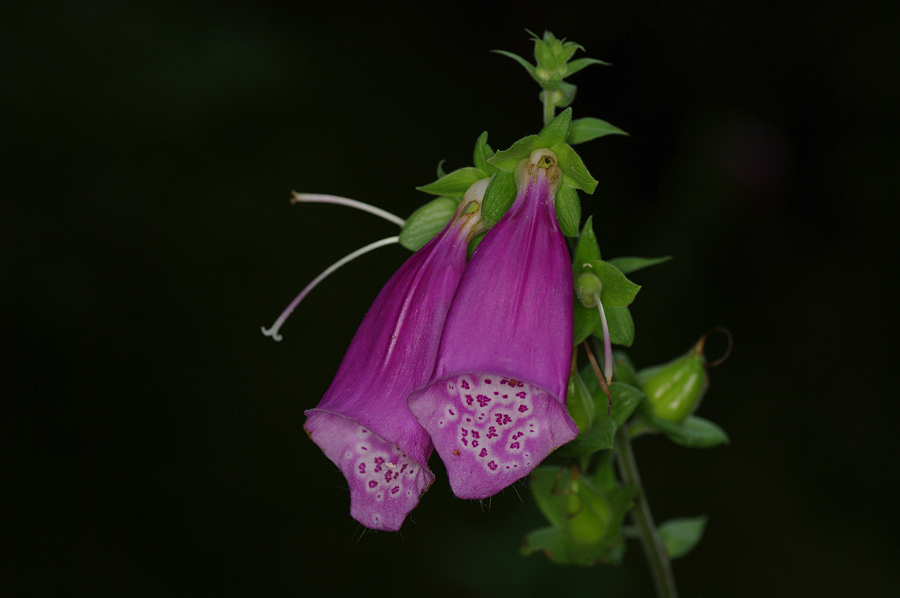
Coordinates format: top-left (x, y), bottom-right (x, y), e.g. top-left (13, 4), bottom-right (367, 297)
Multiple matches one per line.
top-left (4, 1), bottom-right (898, 596)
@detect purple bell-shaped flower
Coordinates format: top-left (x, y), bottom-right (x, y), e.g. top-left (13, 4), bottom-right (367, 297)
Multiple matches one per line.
top-left (408, 149), bottom-right (578, 500)
top-left (305, 181), bottom-right (488, 530)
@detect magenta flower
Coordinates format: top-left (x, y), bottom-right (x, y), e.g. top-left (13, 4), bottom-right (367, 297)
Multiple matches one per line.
top-left (304, 181), bottom-right (488, 531)
top-left (408, 149), bottom-right (578, 500)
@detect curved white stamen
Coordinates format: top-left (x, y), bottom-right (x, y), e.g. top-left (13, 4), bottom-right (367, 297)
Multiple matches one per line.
top-left (291, 192), bottom-right (406, 228)
top-left (596, 300), bottom-right (613, 384)
top-left (261, 236), bottom-right (400, 341)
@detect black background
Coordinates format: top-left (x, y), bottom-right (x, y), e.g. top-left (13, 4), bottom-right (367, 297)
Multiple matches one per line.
top-left (4, 1), bottom-right (898, 596)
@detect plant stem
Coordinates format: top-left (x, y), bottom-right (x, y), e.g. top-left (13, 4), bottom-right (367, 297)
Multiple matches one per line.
top-left (614, 428), bottom-right (679, 598)
top-left (543, 94), bottom-right (555, 125)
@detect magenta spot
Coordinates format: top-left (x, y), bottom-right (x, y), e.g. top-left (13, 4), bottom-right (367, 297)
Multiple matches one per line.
top-left (361, 446), bottom-right (368, 451)
top-left (391, 486), bottom-right (400, 495)
top-left (510, 442), bottom-right (520, 449)
top-left (516, 391), bottom-right (527, 398)
top-left (400, 464), bottom-right (408, 474)
top-left (495, 413), bottom-right (512, 425)
top-left (461, 428), bottom-right (468, 437)
top-left (461, 380), bottom-right (470, 390)
top-left (465, 394), bottom-right (474, 406)
top-left (484, 379), bottom-right (492, 384)
top-left (493, 391), bottom-right (499, 396)
top-left (472, 440), bottom-right (479, 448)
top-left (502, 395), bottom-right (508, 398)
top-left (479, 448), bottom-right (487, 457)
top-left (368, 481), bottom-right (378, 489)
top-left (476, 394), bottom-right (491, 407)
top-left (466, 417), bottom-right (472, 422)
top-left (358, 463), bottom-right (366, 474)
top-left (518, 405), bottom-right (529, 413)
top-left (461, 438), bottom-right (468, 446)
top-left (471, 430), bottom-right (480, 439)
top-left (487, 426), bottom-right (498, 439)
top-left (488, 461), bottom-right (498, 471)
top-left (449, 408), bottom-right (455, 416)
top-left (512, 432), bottom-right (523, 440)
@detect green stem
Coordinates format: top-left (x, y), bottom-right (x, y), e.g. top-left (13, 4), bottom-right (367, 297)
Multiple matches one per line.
top-left (614, 428), bottom-right (679, 598)
top-left (542, 93), bottom-right (556, 125)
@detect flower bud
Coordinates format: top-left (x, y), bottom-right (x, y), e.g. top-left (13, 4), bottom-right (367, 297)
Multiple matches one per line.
top-left (565, 476), bottom-right (611, 546)
top-left (639, 337), bottom-right (709, 423)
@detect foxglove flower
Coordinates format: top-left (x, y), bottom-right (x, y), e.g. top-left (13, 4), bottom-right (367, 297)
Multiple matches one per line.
top-left (304, 180), bottom-right (488, 531)
top-left (408, 149), bottom-right (578, 499)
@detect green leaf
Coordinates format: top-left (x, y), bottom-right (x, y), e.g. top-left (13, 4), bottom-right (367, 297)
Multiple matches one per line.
top-left (472, 131), bottom-right (496, 175)
top-left (606, 255), bottom-right (671, 274)
top-left (573, 217), bottom-right (601, 266)
top-left (606, 306), bottom-right (634, 346)
top-left (554, 184), bottom-right (581, 237)
top-left (593, 261), bottom-right (641, 308)
top-left (659, 516), bottom-right (709, 559)
top-left (565, 57), bottom-right (609, 77)
top-left (416, 167), bottom-right (486, 198)
top-left (398, 197), bottom-right (458, 251)
top-left (553, 143), bottom-right (598, 194)
top-left (481, 170), bottom-right (517, 228)
top-left (557, 416), bottom-right (617, 456)
top-left (539, 108), bottom-right (572, 148)
top-left (488, 135), bottom-right (544, 171)
top-left (647, 414), bottom-right (730, 448)
top-left (492, 49), bottom-right (538, 82)
top-left (568, 117), bottom-right (629, 145)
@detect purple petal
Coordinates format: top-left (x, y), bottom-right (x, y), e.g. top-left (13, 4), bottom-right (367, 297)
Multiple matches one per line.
top-left (306, 185), bottom-right (487, 530)
top-left (409, 152), bottom-right (578, 499)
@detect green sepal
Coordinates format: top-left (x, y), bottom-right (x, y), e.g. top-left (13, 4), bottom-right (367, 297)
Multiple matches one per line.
top-left (417, 167), bottom-right (487, 198)
top-left (659, 515), bottom-right (709, 559)
top-left (472, 131), bottom-right (497, 175)
top-left (565, 57), bottom-right (610, 76)
top-left (492, 49), bottom-right (538, 81)
top-left (529, 465), bottom-right (569, 529)
top-left (539, 108), bottom-right (572, 148)
top-left (481, 170), bottom-right (517, 228)
top-left (573, 217), bottom-right (601, 264)
top-left (606, 306), bottom-right (635, 347)
top-left (487, 135), bottom-right (544, 172)
top-left (435, 159), bottom-right (447, 179)
top-left (554, 184), bottom-right (581, 237)
top-left (643, 413), bottom-right (730, 448)
top-left (606, 255), bottom-right (671, 274)
top-left (568, 117), bottom-right (629, 145)
top-left (553, 142), bottom-right (597, 194)
top-left (593, 261), bottom-right (641, 308)
top-left (399, 196), bottom-right (459, 251)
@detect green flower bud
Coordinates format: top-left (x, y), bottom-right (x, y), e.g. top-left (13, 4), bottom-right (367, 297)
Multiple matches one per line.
top-left (639, 336), bottom-right (709, 423)
top-left (565, 476), bottom-right (612, 546)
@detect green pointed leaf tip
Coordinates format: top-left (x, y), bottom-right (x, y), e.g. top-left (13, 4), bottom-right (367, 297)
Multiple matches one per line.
top-left (573, 217), bottom-right (601, 264)
top-left (568, 117), bottom-right (629, 145)
top-left (553, 143), bottom-right (597, 194)
top-left (539, 108), bottom-right (572, 148)
top-left (491, 49), bottom-right (538, 82)
top-left (416, 166), bottom-right (486, 198)
top-left (606, 255), bottom-right (672, 275)
top-left (472, 131), bottom-right (496, 175)
top-left (399, 196), bottom-right (459, 251)
top-left (659, 516), bottom-right (709, 559)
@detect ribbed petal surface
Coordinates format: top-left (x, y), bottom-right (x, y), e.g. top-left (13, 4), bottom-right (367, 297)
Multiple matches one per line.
top-left (408, 165), bottom-right (577, 499)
